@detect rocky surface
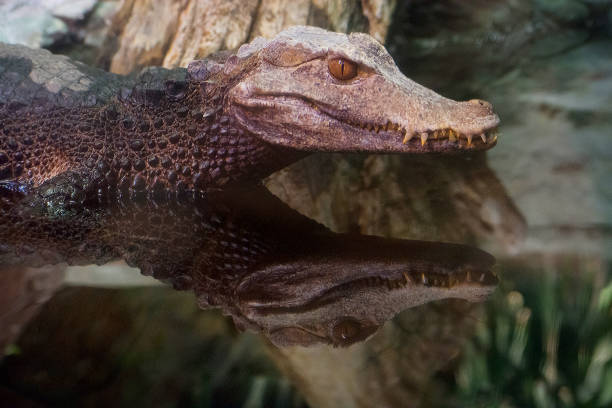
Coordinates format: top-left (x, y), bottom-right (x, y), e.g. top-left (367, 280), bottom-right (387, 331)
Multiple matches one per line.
top-left (0, 287), bottom-right (302, 408)
top-left (0, 0), bottom-right (101, 48)
top-left (0, 265), bottom-right (64, 352)
top-left (385, 0), bottom-right (612, 259)
top-left (104, 0), bottom-right (394, 74)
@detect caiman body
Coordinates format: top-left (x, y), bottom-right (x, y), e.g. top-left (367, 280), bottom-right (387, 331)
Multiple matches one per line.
top-left (0, 27), bottom-right (500, 347)
top-left (0, 26), bottom-right (499, 200)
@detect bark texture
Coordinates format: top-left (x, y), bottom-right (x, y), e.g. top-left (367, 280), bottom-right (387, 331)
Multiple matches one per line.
top-left (105, 0), bottom-right (396, 74)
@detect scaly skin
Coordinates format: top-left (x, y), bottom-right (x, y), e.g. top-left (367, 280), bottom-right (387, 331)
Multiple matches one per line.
top-left (0, 185), bottom-right (496, 347)
top-left (0, 26), bottom-right (499, 200)
top-left (0, 27), bottom-right (500, 346)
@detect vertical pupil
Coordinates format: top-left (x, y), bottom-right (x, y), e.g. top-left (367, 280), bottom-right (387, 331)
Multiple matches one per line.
top-left (340, 61), bottom-right (344, 76)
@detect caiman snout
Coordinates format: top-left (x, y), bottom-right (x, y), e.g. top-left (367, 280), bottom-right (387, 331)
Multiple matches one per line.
top-left (468, 99), bottom-right (493, 109)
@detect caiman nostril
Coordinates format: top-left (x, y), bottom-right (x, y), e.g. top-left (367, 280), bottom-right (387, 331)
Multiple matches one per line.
top-left (467, 99), bottom-right (493, 110)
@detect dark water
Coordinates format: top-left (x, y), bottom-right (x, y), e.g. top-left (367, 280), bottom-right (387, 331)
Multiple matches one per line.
top-left (1, 1), bottom-right (612, 407)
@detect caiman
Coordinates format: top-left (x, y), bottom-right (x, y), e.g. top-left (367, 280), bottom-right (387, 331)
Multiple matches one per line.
top-left (0, 26), bottom-right (500, 346)
top-left (0, 26), bottom-right (499, 198)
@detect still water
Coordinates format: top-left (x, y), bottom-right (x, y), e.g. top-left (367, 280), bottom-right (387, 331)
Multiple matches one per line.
top-left (1, 1), bottom-right (611, 407)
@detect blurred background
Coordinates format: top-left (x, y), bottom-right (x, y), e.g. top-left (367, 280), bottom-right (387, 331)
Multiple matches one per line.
top-left (1, 1), bottom-right (611, 407)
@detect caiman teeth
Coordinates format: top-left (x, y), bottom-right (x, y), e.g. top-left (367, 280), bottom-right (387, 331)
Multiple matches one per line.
top-left (402, 131), bottom-right (413, 144)
top-left (403, 271), bottom-right (412, 284)
top-left (323, 103), bottom-right (499, 148)
top-left (420, 133), bottom-right (428, 146)
top-left (325, 268), bottom-right (493, 296)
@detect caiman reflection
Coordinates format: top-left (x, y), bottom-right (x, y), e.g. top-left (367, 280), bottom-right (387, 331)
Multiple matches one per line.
top-left (1, 185), bottom-right (497, 347)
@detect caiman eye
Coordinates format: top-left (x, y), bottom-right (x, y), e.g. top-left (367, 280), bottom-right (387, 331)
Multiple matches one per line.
top-left (333, 319), bottom-right (360, 341)
top-left (331, 318), bottom-right (378, 346)
top-left (328, 58), bottom-right (358, 80)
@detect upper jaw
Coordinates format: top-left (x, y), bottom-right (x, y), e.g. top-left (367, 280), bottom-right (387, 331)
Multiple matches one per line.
top-left (231, 87), bottom-right (500, 153)
top-left (312, 99), bottom-right (500, 152)
top-left (227, 40), bottom-right (502, 153)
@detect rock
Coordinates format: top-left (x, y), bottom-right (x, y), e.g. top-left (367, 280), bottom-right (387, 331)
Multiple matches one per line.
top-left (0, 265), bottom-right (64, 353)
top-left (108, 0), bottom-right (189, 73)
top-left (0, 2), bottom-right (68, 48)
top-left (162, 0), bottom-right (260, 71)
top-left (268, 299), bottom-right (481, 408)
top-left (0, 286), bottom-right (301, 407)
top-left (265, 153), bottom-right (525, 254)
top-left (104, 0), bottom-right (391, 74)
top-left (361, 0), bottom-right (397, 43)
top-left (485, 40), bottom-right (612, 258)
top-left (0, 0), bottom-right (99, 48)
top-left (534, 0), bottom-right (589, 23)
top-left (387, 0), bottom-right (612, 260)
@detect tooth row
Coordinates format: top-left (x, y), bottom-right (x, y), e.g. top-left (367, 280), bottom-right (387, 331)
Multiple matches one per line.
top-left (401, 128), bottom-right (498, 147)
top-left (330, 269), bottom-right (490, 293)
top-left (393, 269), bottom-right (490, 289)
top-left (346, 119), bottom-right (403, 133)
top-left (343, 116), bottom-right (499, 146)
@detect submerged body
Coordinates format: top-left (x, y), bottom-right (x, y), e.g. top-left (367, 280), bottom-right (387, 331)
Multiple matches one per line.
top-left (0, 185), bottom-right (496, 347)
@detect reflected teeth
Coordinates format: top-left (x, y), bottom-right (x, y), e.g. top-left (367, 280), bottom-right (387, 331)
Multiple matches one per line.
top-left (466, 134), bottom-right (473, 147)
top-left (403, 271), bottom-right (412, 284)
top-left (376, 270), bottom-right (490, 290)
top-left (480, 133), bottom-right (487, 143)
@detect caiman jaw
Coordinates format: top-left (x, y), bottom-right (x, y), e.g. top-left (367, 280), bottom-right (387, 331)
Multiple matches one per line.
top-left (232, 236), bottom-right (497, 347)
top-left (224, 26), bottom-right (502, 154)
top-left (311, 99), bottom-right (500, 151)
top-left (320, 267), bottom-right (498, 296)
top-left (239, 264), bottom-right (498, 313)
top-left (231, 87), bottom-right (500, 154)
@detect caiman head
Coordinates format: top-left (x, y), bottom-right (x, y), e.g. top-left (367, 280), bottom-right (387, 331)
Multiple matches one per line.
top-left (190, 26), bottom-right (499, 153)
top-left (232, 237), bottom-right (497, 347)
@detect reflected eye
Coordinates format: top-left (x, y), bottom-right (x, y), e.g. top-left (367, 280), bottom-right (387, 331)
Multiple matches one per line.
top-left (333, 319), bottom-right (360, 341)
top-left (328, 58), bottom-right (358, 80)
top-left (331, 318), bottom-right (378, 346)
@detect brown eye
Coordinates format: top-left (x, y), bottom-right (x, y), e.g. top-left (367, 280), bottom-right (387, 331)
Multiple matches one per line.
top-left (333, 320), bottom-right (361, 341)
top-left (331, 319), bottom-right (378, 346)
top-left (328, 58), bottom-right (358, 80)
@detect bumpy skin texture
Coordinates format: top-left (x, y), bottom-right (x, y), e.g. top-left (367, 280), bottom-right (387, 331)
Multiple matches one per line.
top-left (0, 45), bottom-right (295, 199)
top-left (0, 185), bottom-right (496, 347)
top-left (0, 26), bottom-right (499, 200)
top-left (0, 27), bottom-right (500, 346)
